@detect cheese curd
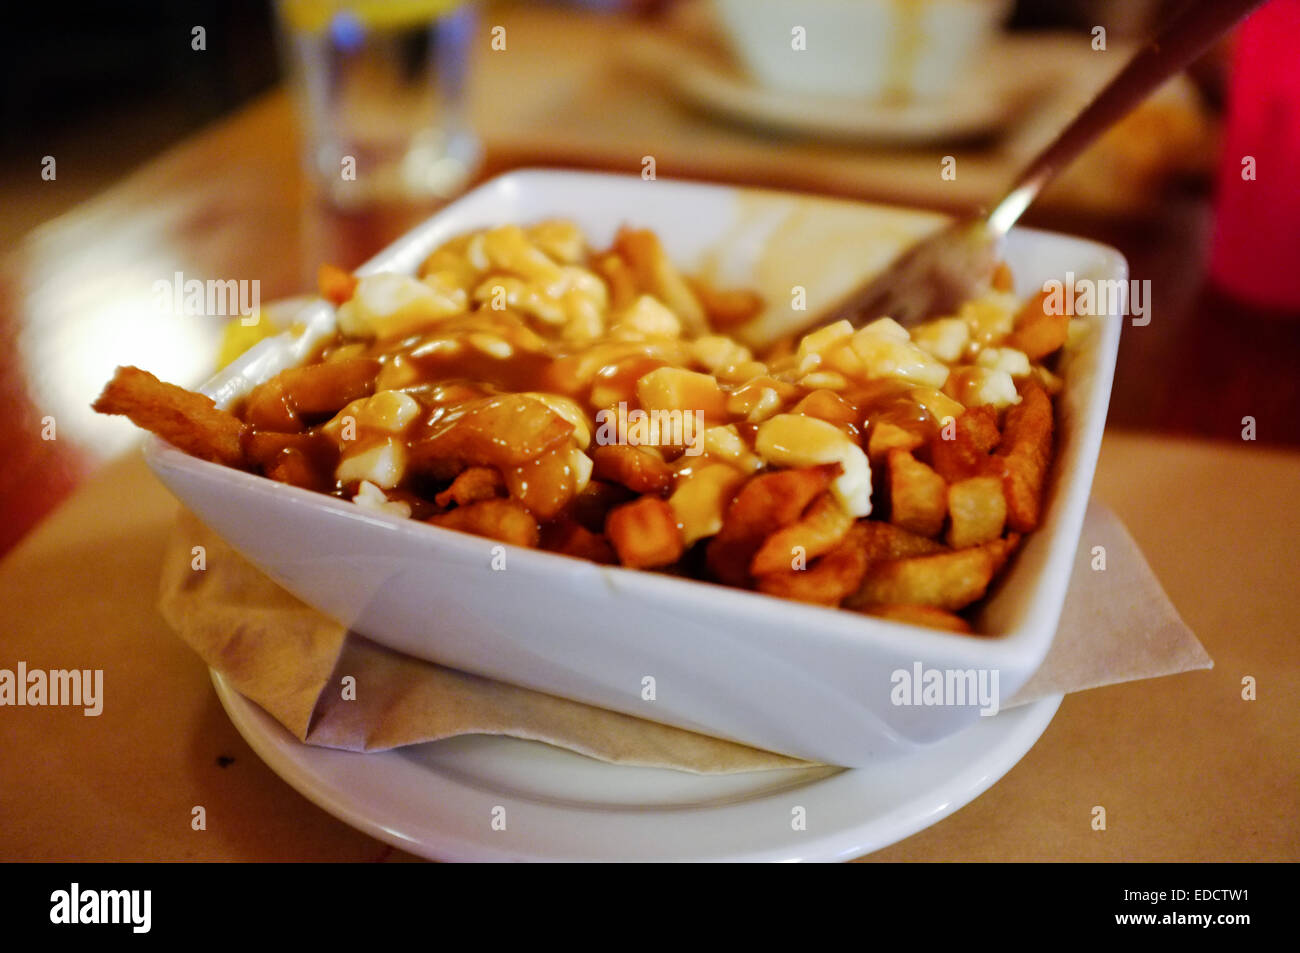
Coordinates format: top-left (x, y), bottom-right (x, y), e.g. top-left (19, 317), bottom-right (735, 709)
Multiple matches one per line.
top-left (338, 273), bottom-right (466, 340)
top-left (754, 414), bottom-right (872, 518)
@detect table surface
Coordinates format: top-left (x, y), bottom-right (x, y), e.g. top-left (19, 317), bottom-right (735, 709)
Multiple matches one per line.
top-left (2, 4), bottom-right (1297, 862)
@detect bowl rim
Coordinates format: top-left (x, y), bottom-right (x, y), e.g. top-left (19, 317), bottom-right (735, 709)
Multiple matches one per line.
top-left (145, 167), bottom-right (1124, 672)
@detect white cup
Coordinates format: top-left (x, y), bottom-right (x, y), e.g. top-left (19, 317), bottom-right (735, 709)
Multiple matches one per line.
top-left (712, 0), bottom-right (1012, 101)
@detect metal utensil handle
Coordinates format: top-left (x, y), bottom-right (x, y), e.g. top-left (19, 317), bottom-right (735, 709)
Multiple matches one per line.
top-left (987, 0), bottom-right (1265, 236)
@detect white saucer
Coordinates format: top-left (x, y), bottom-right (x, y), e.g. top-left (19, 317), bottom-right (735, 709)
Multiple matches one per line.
top-left (211, 670), bottom-right (1062, 862)
top-left (621, 27), bottom-right (1063, 145)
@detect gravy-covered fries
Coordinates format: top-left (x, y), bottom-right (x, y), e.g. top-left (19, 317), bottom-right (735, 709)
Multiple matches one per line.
top-left (95, 220), bottom-right (1072, 633)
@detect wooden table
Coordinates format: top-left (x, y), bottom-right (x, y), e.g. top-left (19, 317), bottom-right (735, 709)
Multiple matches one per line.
top-left (1, 5), bottom-right (1297, 861)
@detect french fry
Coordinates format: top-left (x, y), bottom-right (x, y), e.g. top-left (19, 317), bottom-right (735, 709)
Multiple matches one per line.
top-left (429, 498), bottom-right (539, 548)
top-left (994, 380), bottom-right (1053, 532)
top-left (687, 276), bottom-right (764, 330)
top-left (501, 446), bottom-right (584, 521)
top-left (242, 377), bottom-right (300, 432)
top-left (792, 389), bottom-right (860, 430)
top-left (930, 405), bottom-right (1000, 483)
top-left (705, 464), bottom-right (839, 586)
top-left (606, 497), bottom-right (685, 569)
top-left (245, 429), bottom-right (315, 464)
top-left (541, 519), bottom-right (617, 564)
top-left (411, 394), bottom-right (574, 469)
top-left (245, 430), bottom-right (338, 475)
top-left (590, 444), bottom-right (673, 495)
top-left (983, 531), bottom-right (1022, 575)
top-left (613, 227), bottom-right (708, 336)
top-left (434, 466), bottom-right (504, 508)
top-left (946, 475), bottom-right (1006, 548)
top-left (991, 261), bottom-right (1015, 293)
top-left (570, 479), bottom-right (636, 533)
top-left (856, 520), bottom-right (947, 563)
top-left (92, 365), bottom-right (246, 467)
top-left (867, 419), bottom-right (925, 465)
top-left (755, 523), bottom-right (872, 606)
top-left (888, 449), bottom-right (947, 537)
top-left (318, 263), bottom-right (358, 305)
top-left (593, 252), bottom-right (639, 311)
top-left (847, 546), bottom-right (996, 611)
top-left (276, 357), bottom-right (380, 416)
top-left (264, 447), bottom-right (328, 491)
top-left (1006, 289), bottom-right (1070, 360)
top-left (750, 492), bottom-right (854, 577)
top-left (857, 603), bottom-right (973, 634)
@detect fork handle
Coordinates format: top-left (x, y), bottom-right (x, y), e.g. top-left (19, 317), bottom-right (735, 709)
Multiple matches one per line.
top-left (987, 0), bottom-right (1266, 236)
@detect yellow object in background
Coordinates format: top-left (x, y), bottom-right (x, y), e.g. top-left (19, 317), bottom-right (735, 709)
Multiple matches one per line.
top-left (217, 313), bottom-right (280, 369)
top-left (279, 0), bottom-right (465, 33)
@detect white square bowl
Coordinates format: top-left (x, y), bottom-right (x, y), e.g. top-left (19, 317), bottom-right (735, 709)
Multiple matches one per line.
top-left (144, 169), bottom-right (1123, 766)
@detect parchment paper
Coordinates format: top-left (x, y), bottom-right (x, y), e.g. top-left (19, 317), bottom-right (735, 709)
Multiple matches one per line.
top-left (157, 499), bottom-right (1211, 773)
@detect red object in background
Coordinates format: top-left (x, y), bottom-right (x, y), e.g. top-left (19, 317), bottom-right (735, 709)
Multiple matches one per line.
top-left (1208, 0), bottom-right (1300, 313)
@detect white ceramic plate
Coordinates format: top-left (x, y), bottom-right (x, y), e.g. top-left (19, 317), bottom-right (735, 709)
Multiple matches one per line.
top-left (212, 669), bottom-right (1062, 862)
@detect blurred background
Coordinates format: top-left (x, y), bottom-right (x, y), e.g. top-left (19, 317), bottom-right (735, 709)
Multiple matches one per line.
top-left (1, 0), bottom-right (1298, 556)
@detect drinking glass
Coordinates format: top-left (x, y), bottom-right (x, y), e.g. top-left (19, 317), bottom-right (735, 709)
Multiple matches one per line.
top-left (276, 0), bottom-right (481, 208)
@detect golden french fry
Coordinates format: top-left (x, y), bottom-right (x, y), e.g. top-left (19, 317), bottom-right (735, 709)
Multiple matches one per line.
top-left (613, 227), bottom-right (708, 336)
top-left (264, 447), bottom-right (329, 491)
top-left (242, 376), bottom-right (301, 432)
top-left (429, 498), bottom-right (539, 548)
top-left (244, 430), bottom-right (339, 480)
top-left (792, 389), bottom-right (860, 430)
top-left (590, 444), bottom-right (673, 495)
top-left (593, 252), bottom-right (639, 311)
top-left (867, 420), bottom-right (925, 465)
top-left (412, 394), bottom-right (574, 469)
top-left (755, 523), bottom-right (872, 606)
top-left (434, 466), bottom-right (504, 508)
top-left (930, 405), bottom-right (1000, 483)
top-left (857, 603), bottom-right (974, 634)
top-left (995, 380), bottom-right (1053, 532)
top-left (276, 357), bottom-right (380, 416)
top-left (245, 429), bottom-right (316, 463)
top-left (687, 276), bottom-right (764, 330)
top-left (983, 531), bottom-right (1022, 575)
top-left (856, 519), bottom-right (947, 563)
top-left (847, 546), bottom-right (996, 611)
top-left (992, 261), bottom-right (1014, 293)
top-left (888, 449), bottom-right (947, 538)
top-left (92, 365), bottom-right (247, 468)
top-left (541, 519), bottom-right (617, 564)
top-left (501, 446), bottom-right (584, 521)
top-left (705, 464), bottom-right (839, 586)
top-left (750, 492), bottom-right (853, 577)
top-left (570, 479), bottom-right (636, 533)
top-left (946, 475), bottom-right (1007, 548)
top-left (1007, 289), bottom-right (1070, 360)
top-left (606, 497), bottom-right (685, 569)
top-left (318, 263), bottom-right (358, 305)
